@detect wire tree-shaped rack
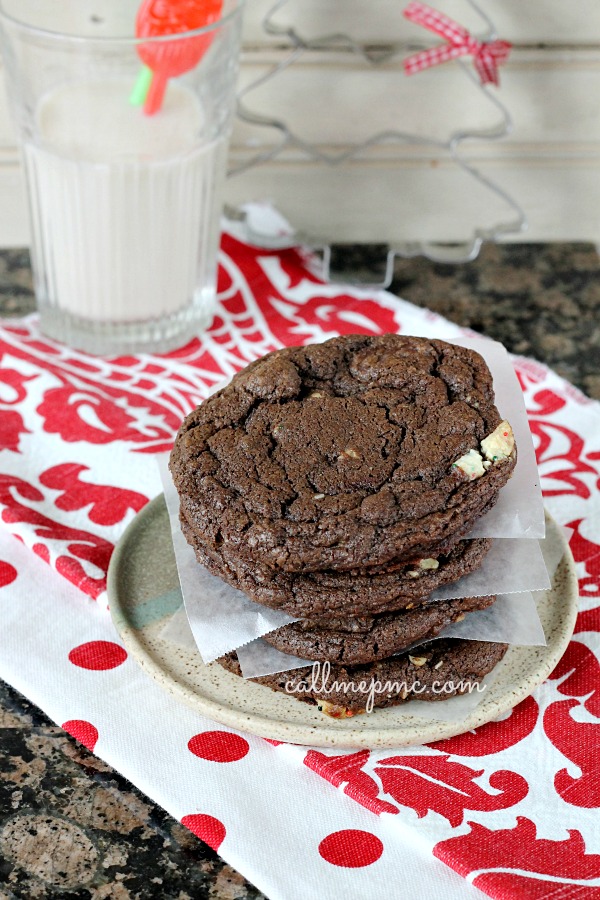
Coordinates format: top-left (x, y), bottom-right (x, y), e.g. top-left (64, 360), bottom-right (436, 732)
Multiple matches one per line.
top-left (230, 0), bottom-right (527, 284)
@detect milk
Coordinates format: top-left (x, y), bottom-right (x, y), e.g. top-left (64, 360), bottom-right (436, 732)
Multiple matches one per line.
top-left (23, 80), bottom-right (227, 324)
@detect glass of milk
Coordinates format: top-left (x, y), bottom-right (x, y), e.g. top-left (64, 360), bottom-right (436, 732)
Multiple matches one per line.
top-left (0, 0), bottom-right (244, 354)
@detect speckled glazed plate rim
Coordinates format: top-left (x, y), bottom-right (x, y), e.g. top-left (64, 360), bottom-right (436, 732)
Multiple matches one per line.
top-left (108, 497), bottom-right (578, 748)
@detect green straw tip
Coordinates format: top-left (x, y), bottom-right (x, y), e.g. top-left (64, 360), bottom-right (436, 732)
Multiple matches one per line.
top-left (130, 65), bottom-right (153, 107)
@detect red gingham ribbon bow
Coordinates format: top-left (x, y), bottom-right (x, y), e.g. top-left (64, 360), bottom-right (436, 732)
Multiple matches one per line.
top-left (403, 1), bottom-right (512, 86)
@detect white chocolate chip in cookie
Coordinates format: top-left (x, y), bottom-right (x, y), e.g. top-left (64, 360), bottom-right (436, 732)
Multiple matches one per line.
top-left (452, 420), bottom-right (515, 479)
top-left (419, 558), bottom-right (439, 570)
top-left (481, 420), bottom-right (515, 462)
top-left (452, 448), bottom-right (486, 480)
top-left (408, 655), bottom-right (428, 667)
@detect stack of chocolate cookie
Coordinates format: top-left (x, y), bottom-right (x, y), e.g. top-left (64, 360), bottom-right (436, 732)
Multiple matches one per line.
top-left (170, 334), bottom-right (517, 716)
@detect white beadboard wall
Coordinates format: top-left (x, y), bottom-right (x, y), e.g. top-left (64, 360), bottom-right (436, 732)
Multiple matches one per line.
top-left (1, 1), bottom-right (600, 246)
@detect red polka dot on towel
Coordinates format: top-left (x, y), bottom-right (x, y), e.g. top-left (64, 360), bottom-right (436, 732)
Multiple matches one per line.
top-left (62, 719), bottom-right (99, 752)
top-left (0, 560), bottom-right (17, 587)
top-left (68, 640), bottom-right (127, 670)
top-left (188, 730), bottom-right (249, 763)
top-left (181, 814), bottom-right (226, 851)
top-left (319, 830), bottom-right (383, 868)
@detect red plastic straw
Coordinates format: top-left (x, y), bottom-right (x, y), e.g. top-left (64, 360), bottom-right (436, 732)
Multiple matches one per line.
top-left (134, 0), bottom-right (224, 115)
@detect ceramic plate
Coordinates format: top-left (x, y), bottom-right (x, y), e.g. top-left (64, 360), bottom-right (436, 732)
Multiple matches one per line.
top-left (107, 496), bottom-right (578, 748)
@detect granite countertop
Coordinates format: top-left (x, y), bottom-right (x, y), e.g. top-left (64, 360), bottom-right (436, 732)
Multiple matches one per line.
top-left (0, 242), bottom-right (598, 900)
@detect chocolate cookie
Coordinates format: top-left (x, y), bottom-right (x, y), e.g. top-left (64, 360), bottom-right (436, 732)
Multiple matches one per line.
top-left (170, 334), bottom-right (516, 572)
top-left (180, 511), bottom-right (491, 617)
top-left (217, 639), bottom-right (509, 716)
top-left (261, 594), bottom-right (496, 664)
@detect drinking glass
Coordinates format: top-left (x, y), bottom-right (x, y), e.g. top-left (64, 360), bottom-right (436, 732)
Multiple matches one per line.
top-left (0, 0), bottom-right (244, 354)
